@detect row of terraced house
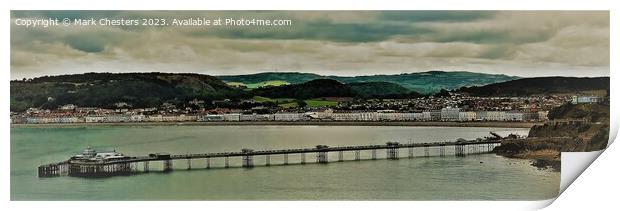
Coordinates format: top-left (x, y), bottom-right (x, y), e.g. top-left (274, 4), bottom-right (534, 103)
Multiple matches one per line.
top-left (13, 108), bottom-right (548, 124)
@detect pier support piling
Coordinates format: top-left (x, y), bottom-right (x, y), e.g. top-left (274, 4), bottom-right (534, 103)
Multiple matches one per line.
top-left (317, 151), bottom-right (328, 164)
top-left (439, 145), bottom-right (446, 157)
top-left (266, 155), bottom-right (270, 166)
top-left (187, 159), bottom-right (192, 170)
top-left (455, 145), bottom-right (465, 157)
top-left (386, 148), bottom-right (399, 160)
top-left (283, 154), bottom-right (289, 165)
top-left (300, 153), bottom-right (306, 164)
top-left (242, 148), bottom-right (254, 168)
top-left (424, 145), bottom-right (430, 157)
top-left (143, 161), bottom-right (149, 172)
top-left (408, 147), bottom-right (414, 158)
top-left (206, 158), bottom-right (211, 169)
top-left (225, 156), bottom-right (230, 168)
top-left (316, 145), bottom-right (329, 164)
top-left (242, 155), bottom-right (253, 168)
top-left (371, 149), bottom-right (377, 160)
top-left (355, 150), bottom-right (360, 161)
top-left (386, 142), bottom-right (400, 160)
top-left (163, 159), bottom-right (173, 172)
top-left (338, 151), bottom-right (344, 162)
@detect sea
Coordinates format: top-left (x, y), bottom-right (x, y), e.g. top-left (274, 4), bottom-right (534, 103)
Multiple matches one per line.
top-left (10, 125), bottom-right (559, 200)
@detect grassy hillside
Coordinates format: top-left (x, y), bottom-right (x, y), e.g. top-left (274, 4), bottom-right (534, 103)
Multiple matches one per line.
top-left (332, 71), bottom-right (518, 94)
top-left (251, 79), bottom-right (426, 100)
top-left (218, 72), bottom-right (323, 84)
top-left (227, 80), bottom-right (291, 89)
top-left (252, 79), bottom-right (356, 100)
top-left (10, 72), bottom-right (247, 111)
top-left (348, 82), bottom-right (420, 98)
top-left (457, 77), bottom-right (610, 96)
top-left (251, 96), bottom-right (339, 108)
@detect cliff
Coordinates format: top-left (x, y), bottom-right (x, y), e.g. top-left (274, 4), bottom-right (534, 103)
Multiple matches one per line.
top-left (493, 102), bottom-right (610, 171)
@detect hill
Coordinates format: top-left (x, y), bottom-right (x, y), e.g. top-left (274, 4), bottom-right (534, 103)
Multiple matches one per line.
top-left (251, 79), bottom-right (425, 99)
top-left (218, 72), bottom-right (323, 85)
top-left (218, 71), bottom-right (519, 94)
top-left (456, 77), bottom-right (610, 96)
top-left (331, 71), bottom-right (519, 94)
top-left (252, 79), bottom-right (355, 99)
top-left (10, 72), bottom-right (247, 111)
top-left (348, 82), bottom-right (422, 98)
top-left (226, 80), bottom-right (290, 89)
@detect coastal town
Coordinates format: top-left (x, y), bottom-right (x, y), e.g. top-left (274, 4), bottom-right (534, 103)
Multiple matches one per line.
top-left (10, 94), bottom-right (603, 124)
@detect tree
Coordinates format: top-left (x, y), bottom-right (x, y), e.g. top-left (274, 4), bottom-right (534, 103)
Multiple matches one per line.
top-left (296, 99), bottom-right (307, 108)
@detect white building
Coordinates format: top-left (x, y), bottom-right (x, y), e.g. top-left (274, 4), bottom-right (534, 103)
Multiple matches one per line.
top-left (422, 111), bottom-right (432, 121)
top-left (475, 111), bottom-right (487, 121)
top-left (412, 112), bottom-right (425, 121)
top-left (201, 114), bottom-right (224, 121)
top-left (274, 113), bottom-right (304, 121)
top-left (399, 113), bottom-right (419, 121)
top-left (317, 109), bottom-right (334, 119)
top-left (459, 111), bottom-right (477, 121)
top-left (223, 113), bottom-right (241, 121)
top-left (147, 115), bottom-right (164, 122)
top-left (177, 115), bottom-right (197, 122)
top-left (486, 111), bottom-right (506, 121)
top-left (505, 111), bottom-right (524, 121)
top-left (441, 107), bottom-right (460, 121)
top-left (59, 104), bottom-right (77, 110)
top-left (377, 112), bottom-right (398, 121)
top-left (105, 115), bottom-right (131, 122)
top-left (161, 115), bottom-right (179, 122)
top-left (240, 114), bottom-right (275, 121)
top-left (359, 112), bottom-right (378, 121)
top-left (331, 113), bottom-right (355, 121)
top-left (59, 117), bottom-right (81, 123)
top-left (85, 116), bottom-right (106, 123)
top-left (572, 96), bottom-right (602, 104)
top-left (538, 111), bottom-right (549, 121)
top-left (130, 115), bottom-right (145, 122)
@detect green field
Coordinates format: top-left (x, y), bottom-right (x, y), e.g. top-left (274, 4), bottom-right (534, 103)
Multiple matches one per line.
top-left (252, 96), bottom-right (295, 103)
top-left (251, 96), bottom-right (338, 108)
top-left (304, 99), bottom-right (338, 107)
top-left (227, 80), bottom-right (290, 89)
top-left (279, 102), bottom-right (298, 108)
top-left (225, 82), bottom-right (246, 88)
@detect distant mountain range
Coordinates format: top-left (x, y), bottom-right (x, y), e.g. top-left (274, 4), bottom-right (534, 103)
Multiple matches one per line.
top-left (10, 72), bottom-right (610, 112)
top-left (456, 77), bottom-right (610, 96)
top-left (251, 79), bottom-right (423, 100)
top-left (217, 71), bottom-right (520, 94)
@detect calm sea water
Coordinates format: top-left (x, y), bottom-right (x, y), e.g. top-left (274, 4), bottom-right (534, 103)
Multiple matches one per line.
top-left (10, 125), bottom-right (559, 200)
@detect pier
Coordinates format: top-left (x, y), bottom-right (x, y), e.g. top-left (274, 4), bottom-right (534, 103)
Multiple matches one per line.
top-left (38, 138), bottom-right (513, 178)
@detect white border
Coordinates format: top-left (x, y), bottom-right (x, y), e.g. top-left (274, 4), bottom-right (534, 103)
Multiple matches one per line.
top-left (3, 0), bottom-right (618, 210)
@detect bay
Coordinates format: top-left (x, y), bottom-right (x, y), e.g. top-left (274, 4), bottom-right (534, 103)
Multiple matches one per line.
top-left (10, 125), bottom-right (559, 200)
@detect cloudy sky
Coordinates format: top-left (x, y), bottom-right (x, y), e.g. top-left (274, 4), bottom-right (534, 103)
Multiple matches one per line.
top-left (10, 11), bottom-right (609, 79)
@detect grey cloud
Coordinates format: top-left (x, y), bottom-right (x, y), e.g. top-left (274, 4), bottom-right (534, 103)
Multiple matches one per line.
top-left (379, 11), bottom-right (495, 22)
top-left (432, 30), bottom-right (553, 44)
top-left (9, 11), bottom-right (610, 79)
top-left (203, 20), bottom-right (432, 43)
top-left (11, 10), bottom-right (123, 19)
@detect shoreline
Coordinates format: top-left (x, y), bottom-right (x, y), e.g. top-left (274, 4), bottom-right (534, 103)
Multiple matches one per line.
top-left (10, 121), bottom-right (539, 128)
